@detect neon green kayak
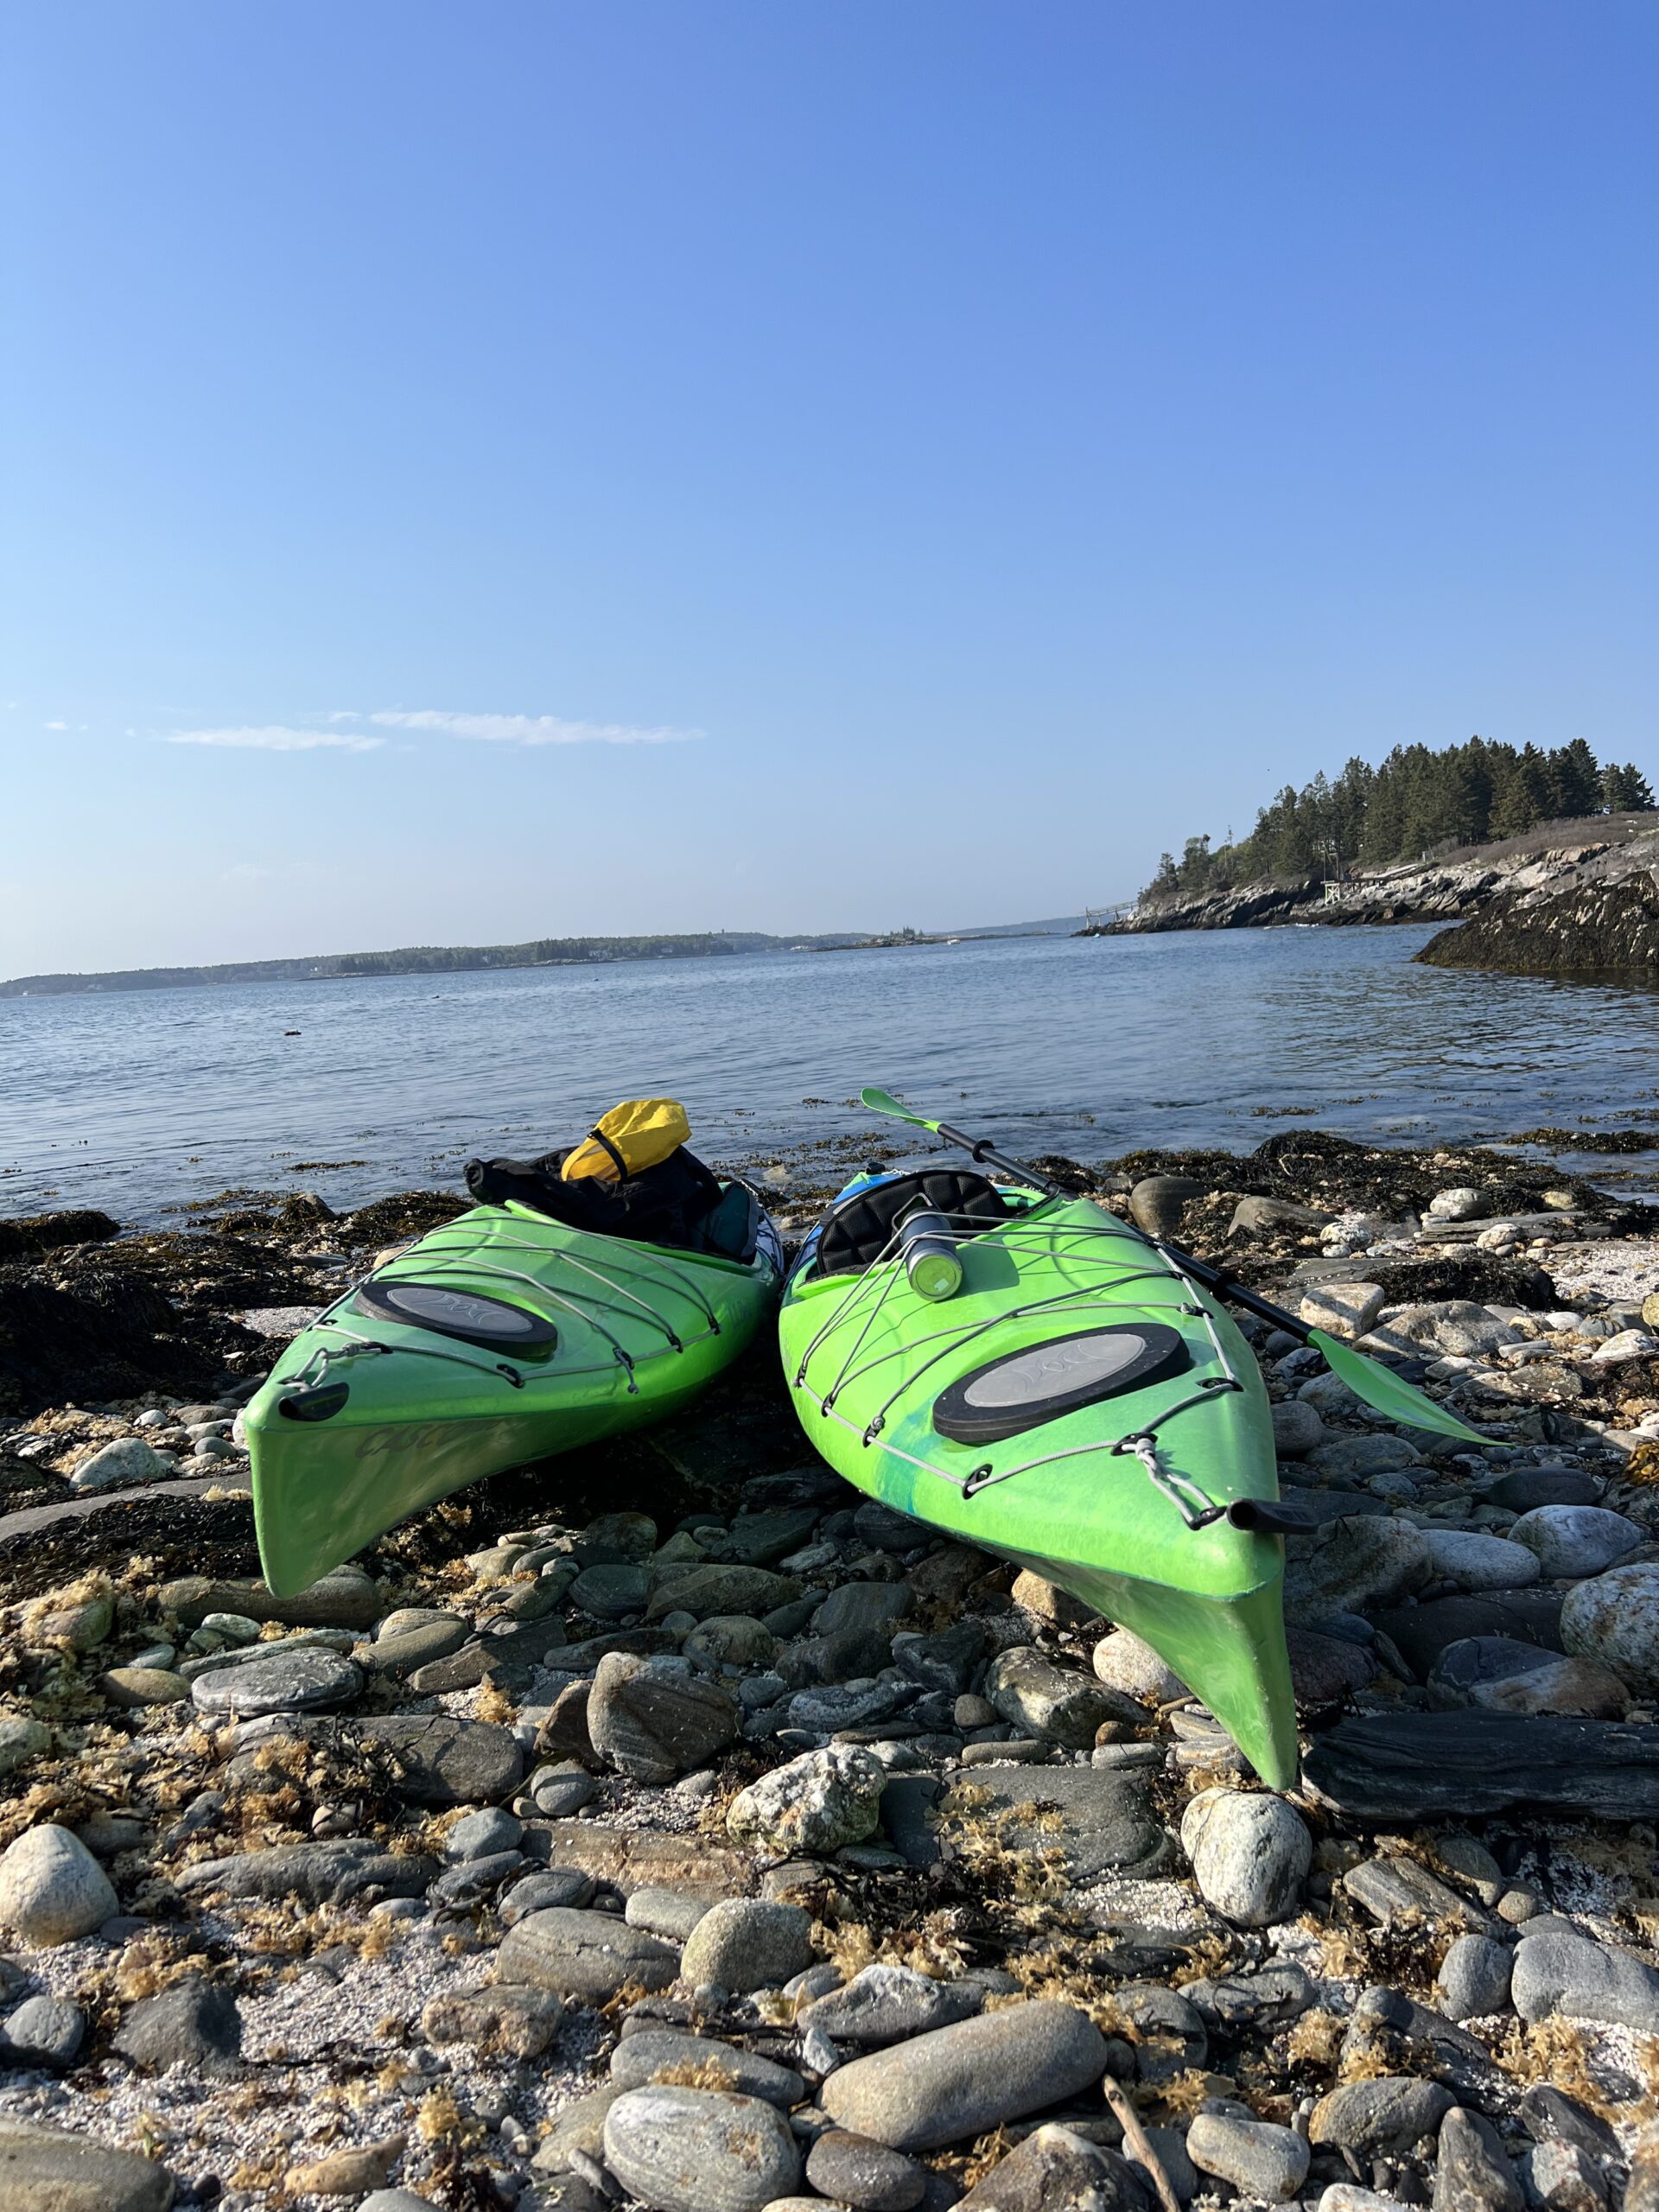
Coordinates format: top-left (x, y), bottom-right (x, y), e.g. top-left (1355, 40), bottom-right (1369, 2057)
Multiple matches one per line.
top-left (779, 1167), bottom-right (1297, 1789)
top-left (246, 1191), bottom-right (784, 1597)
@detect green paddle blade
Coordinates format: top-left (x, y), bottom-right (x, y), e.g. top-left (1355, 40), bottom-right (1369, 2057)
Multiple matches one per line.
top-left (860, 1085), bottom-right (939, 1131)
top-left (1308, 1328), bottom-right (1489, 1443)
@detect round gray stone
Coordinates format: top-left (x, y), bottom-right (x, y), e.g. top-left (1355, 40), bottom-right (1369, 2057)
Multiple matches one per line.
top-left (0, 1823), bottom-right (118, 1945)
top-left (818, 1999), bottom-right (1109, 2152)
top-left (680, 1898), bottom-right (813, 1994)
top-left (496, 1907), bottom-right (679, 2003)
top-left (1509, 1504), bottom-right (1642, 1580)
top-left (1435, 1933), bottom-right (1514, 2020)
top-left (1180, 1788), bottom-right (1311, 1927)
top-left (0, 2118), bottom-right (174, 2209)
top-left (190, 1646), bottom-right (363, 1717)
top-left (602, 2084), bottom-right (801, 2212)
top-left (1561, 1564), bottom-right (1659, 1698)
top-left (1187, 2107), bottom-right (1310, 2201)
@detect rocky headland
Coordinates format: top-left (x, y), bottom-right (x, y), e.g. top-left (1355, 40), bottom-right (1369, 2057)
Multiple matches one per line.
top-left (0, 1134), bottom-right (1657, 2210)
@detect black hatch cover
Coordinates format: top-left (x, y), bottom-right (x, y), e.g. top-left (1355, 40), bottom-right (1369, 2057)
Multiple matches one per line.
top-left (351, 1279), bottom-right (559, 1351)
top-left (932, 1324), bottom-right (1188, 1446)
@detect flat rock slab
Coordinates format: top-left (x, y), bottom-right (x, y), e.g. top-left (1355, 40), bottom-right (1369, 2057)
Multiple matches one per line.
top-left (1304, 1712), bottom-right (1659, 1819)
top-left (533, 1821), bottom-right (749, 1898)
top-left (881, 1764), bottom-right (1171, 1882)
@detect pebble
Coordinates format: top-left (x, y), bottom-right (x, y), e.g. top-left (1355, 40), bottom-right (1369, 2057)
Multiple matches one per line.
top-left (805, 2128), bottom-right (929, 2211)
top-left (957, 2123), bottom-right (1144, 2209)
top-left (803, 1963), bottom-right (982, 2044)
top-left (727, 1744), bottom-right (887, 1856)
top-left (496, 1906), bottom-right (679, 2002)
top-left (602, 2084), bottom-right (802, 2212)
top-left (1180, 1787), bottom-right (1311, 1926)
top-left (818, 1999), bottom-right (1108, 2151)
top-left (610, 2027), bottom-right (804, 2107)
top-left (1519, 2139), bottom-right (1610, 2212)
top-left (1560, 1562), bottom-right (1659, 1697)
top-left (1435, 1933), bottom-right (1514, 2019)
top-left (0, 1993), bottom-right (86, 2065)
top-left (679, 1897), bottom-right (814, 1993)
top-left (984, 1646), bottom-right (1135, 1746)
top-left (0, 2116), bottom-right (175, 2208)
top-left (0, 1823), bottom-right (119, 1944)
top-left (1509, 1503), bottom-right (1643, 1578)
top-left (1186, 2106), bottom-right (1311, 2201)
top-left (1271, 1396), bottom-right (1331, 1455)
top-left (1091, 1627), bottom-right (1185, 1700)
top-left (189, 1645), bottom-right (363, 1716)
top-left (1511, 1926), bottom-right (1659, 2031)
top-left (1309, 2076), bottom-right (1455, 2155)
top-left (0, 1719), bottom-right (50, 1777)
top-left (112, 1974), bottom-right (242, 2070)
top-left (444, 1807), bottom-right (523, 1860)
top-left (532, 1766), bottom-right (598, 1818)
top-left (625, 1885), bottom-right (714, 1941)
top-left (99, 1665), bottom-right (192, 1707)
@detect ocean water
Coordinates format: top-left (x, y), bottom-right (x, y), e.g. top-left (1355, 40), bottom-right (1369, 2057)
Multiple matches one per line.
top-left (3, 927), bottom-right (1656, 1227)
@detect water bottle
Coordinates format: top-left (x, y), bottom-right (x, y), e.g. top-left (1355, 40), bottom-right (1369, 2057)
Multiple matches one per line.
top-left (898, 1208), bottom-right (963, 1301)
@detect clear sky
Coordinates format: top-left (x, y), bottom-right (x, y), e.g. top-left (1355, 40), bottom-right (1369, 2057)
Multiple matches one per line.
top-left (3, 3), bottom-right (1655, 974)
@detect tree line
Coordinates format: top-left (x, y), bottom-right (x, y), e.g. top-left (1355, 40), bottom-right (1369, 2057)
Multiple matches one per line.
top-left (1149, 736), bottom-right (1655, 897)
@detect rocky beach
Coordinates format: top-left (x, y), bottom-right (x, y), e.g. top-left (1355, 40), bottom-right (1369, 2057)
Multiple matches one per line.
top-left (2, 1131), bottom-right (1659, 2211)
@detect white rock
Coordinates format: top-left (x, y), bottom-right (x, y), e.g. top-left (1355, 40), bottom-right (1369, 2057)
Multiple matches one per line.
top-left (68, 1437), bottom-right (170, 1492)
top-left (1299, 1283), bottom-right (1385, 1340)
top-left (0, 1824), bottom-right (118, 1945)
top-left (1092, 1629), bottom-right (1185, 1702)
top-left (1560, 1563), bottom-right (1659, 1699)
top-left (1591, 1329), bottom-right (1659, 1363)
top-left (1427, 1187), bottom-right (1487, 1221)
top-left (727, 1746), bottom-right (886, 1857)
top-left (1509, 1504), bottom-right (1642, 1579)
top-left (1180, 1789), bottom-right (1310, 1927)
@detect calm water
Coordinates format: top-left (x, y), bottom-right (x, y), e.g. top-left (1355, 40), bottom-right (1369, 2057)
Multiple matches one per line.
top-left (3, 928), bottom-right (1656, 1226)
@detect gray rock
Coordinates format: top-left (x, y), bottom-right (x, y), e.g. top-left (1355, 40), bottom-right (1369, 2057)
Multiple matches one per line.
top-left (819, 1999), bottom-right (1109, 2151)
top-left (1271, 1397), bottom-right (1331, 1456)
top-left (779, 1626), bottom-right (898, 1688)
top-left (446, 1807), bottom-right (522, 1861)
top-left (1131, 1174), bottom-right (1206, 1236)
top-left (602, 2084), bottom-right (801, 2212)
top-left (1560, 1563), bottom-right (1659, 1699)
top-left (1309, 2076), bottom-right (1455, 2156)
top-left (1091, 1629), bottom-right (1185, 1702)
top-left (0, 2117), bottom-right (175, 2209)
top-left (787, 1675), bottom-right (908, 1737)
top-left (421, 1980), bottom-right (565, 2059)
top-left (709, 1507), bottom-right (822, 1567)
top-left (69, 1436), bottom-right (170, 1491)
top-left (611, 2027), bottom-right (804, 2106)
top-left (587, 1652), bottom-right (739, 1783)
top-left (1283, 1516), bottom-right (1430, 1625)
top-left (680, 1897), bottom-right (813, 1993)
top-left (1511, 1928), bottom-right (1659, 2031)
top-left (0, 1994), bottom-right (85, 2066)
top-left (362, 1616), bottom-right (470, 1677)
top-left (957, 2122), bottom-right (1151, 2209)
top-left (0, 1719), bottom-right (49, 1777)
top-left (648, 1566), bottom-right (803, 1623)
top-left (570, 1562), bottom-right (652, 1619)
top-left (1300, 1281), bottom-right (1386, 1338)
top-left (892, 1624), bottom-right (986, 1696)
top-left (806, 2129), bottom-right (928, 2211)
top-left (496, 1906), bottom-right (679, 2002)
top-left (1114, 1980), bottom-right (1205, 2087)
top-left (354, 1713), bottom-right (524, 1803)
top-left (1519, 2139), bottom-right (1609, 2212)
top-left (1180, 1788), bottom-right (1310, 1927)
top-left (1307, 1432), bottom-right (1423, 1482)
top-left (503, 1868), bottom-right (595, 1921)
top-left (1516, 2087), bottom-right (1620, 2164)
top-left (0, 1823), bottom-right (118, 1944)
top-left (1187, 2107), bottom-right (1310, 2201)
top-left (814, 1581), bottom-right (916, 1637)
top-left (803, 1962), bottom-right (982, 2044)
top-left (1433, 2107), bottom-right (1522, 2212)
top-left (1345, 1853), bottom-right (1486, 1930)
top-left (1181, 1962), bottom-right (1314, 2029)
top-left (624, 1885), bottom-right (714, 1942)
top-left (99, 1667), bottom-right (192, 1709)
top-left (1484, 1468), bottom-right (1601, 1511)
top-left (176, 1838), bottom-right (435, 1906)
top-left (1509, 1505), bottom-right (1642, 1580)
top-left (573, 1510), bottom-right (658, 1563)
top-left (1287, 1625), bottom-right (1379, 1706)
top-left (1471, 1656), bottom-right (1630, 1719)
top-left (427, 1847), bottom-right (524, 1907)
top-left (884, 1766), bottom-right (1170, 1882)
top-left (1421, 1530), bottom-right (1541, 1592)
top-left (852, 1499), bottom-right (921, 1552)
top-left (985, 1647), bottom-right (1136, 1747)
top-left (727, 1745), bottom-right (887, 1856)
top-left (192, 1645), bottom-right (362, 1725)
top-left (1436, 1935), bottom-right (1514, 2019)
top-left (361, 2195), bottom-right (445, 2212)
top-left (683, 1614), bottom-right (777, 1669)
top-left (1427, 1636), bottom-right (1573, 1708)
top-left (532, 1767), bottom-right (598, 1818)
top-left (112, 1974), bottom-right (241, 2071)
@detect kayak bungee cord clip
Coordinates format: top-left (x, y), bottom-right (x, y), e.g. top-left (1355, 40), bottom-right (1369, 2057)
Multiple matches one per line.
top-left (1112, 1433), bottom-right (1228, 1529)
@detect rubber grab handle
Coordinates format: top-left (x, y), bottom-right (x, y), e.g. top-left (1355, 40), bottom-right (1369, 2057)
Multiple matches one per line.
top-left (1225, 1497), bottom-right (1324, 1535)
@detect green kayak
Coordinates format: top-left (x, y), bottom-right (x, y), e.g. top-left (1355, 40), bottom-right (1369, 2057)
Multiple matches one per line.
top-left (246, 1190), bottom-right (783, 1597)
top-left (779, 1166), bottom-right (1297, 1789)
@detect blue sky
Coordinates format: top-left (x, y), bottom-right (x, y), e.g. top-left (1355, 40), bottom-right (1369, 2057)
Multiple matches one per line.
top-left (3, 2), bottom-right (1655, 973)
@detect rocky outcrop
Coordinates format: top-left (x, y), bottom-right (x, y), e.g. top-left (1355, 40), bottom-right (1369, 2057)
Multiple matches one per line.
top-left (1418, 846), bottom-right (1659, 981)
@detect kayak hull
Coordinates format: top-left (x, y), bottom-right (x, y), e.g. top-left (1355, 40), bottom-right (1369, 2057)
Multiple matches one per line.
top-left (247, 1198), bottom-right (781, 1596)
top-left (779, 1180), bottom-right (1298, 1789)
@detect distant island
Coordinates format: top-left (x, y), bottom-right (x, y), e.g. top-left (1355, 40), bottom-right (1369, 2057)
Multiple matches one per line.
top-left (0, 916), bottom-right (1086, 998)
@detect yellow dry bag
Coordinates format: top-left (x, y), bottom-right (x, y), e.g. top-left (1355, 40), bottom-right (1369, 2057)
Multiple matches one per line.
top-left (562, 1098), bottom-right (691, 1183)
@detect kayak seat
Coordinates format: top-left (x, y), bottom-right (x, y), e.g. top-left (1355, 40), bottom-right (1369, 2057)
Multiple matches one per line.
top-left (816, 1171), bottom-right (1014, 1279)
top-left (696, 1181), bottom-right (761, 1263)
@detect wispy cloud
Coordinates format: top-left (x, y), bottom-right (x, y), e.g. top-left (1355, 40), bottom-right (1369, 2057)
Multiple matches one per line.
top-left (44, 720), bottom-right (67, 731)
top-left (167, 726), bottom-right (385, 753)
top-left (366, 709), bottom-right (702, 747)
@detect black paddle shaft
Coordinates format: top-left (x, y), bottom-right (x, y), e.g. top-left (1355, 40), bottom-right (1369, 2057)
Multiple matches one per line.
top-left (936, 1128), bottom-right (1318, 1349)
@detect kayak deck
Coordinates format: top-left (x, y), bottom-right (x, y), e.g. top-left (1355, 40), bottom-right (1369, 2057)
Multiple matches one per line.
top-left (780, 1184), bottom-right (1297, 1788)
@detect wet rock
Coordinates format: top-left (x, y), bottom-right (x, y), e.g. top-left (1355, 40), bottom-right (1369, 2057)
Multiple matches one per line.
top-left (1187, 2107), bottom-right (1310, 2201)
top-left (680, 1898), bottom-right (813, 1993)
top-left (1303, 1711), bottom-right (1659, 1818)
top-left (610, 2027), bottom-right (804, 2106)
top-left (602, 2084), bottom-right (802, 2212)
top-left (1560, 1563), bottom-right (1659, 1697)
top-left (648, 1565), bottom-right (803, 1622)
top-left (1484, 1466), bottom-right (1602, 1511)
top-left (177, 1839), bottom-right (435, 1906)
top-left (0, 1994), bottom-right (85, 2067)
top-left (1511, 1926), bottom-right (1659, 2031)
top-left (1180, 1788), bottom-right (1310, 1926)
top-left (1509, 1504), bottom-right (1642, 1579)
top-left (112, 1974), bottom-right (242, 2071)
top-left (1436, 1935), bottom-right (1514, 2019)
top-left (496, 1907), bottom-right (679, 2002)
top-left (0, 1823), bottom-right (118, 1944)
top-left (69, 1436), bottom-right (170, 1491)
top-left (1421, 1530), bottom-right (1541, 1592)
top-left (985, 1647), bottom-right (1137, 1747)
top-left (892, 1623), bottom-right (986, 1696)
top-left (421, 1980), bottom-right (566, 2059)
top-left (354, 1713), bottom-right (524, 1803)
top-left (819, 1999), bottom-right (1109, 2152)
top-left (805, 2130), bottom-right (929, 2210)
top-left (728, 1745), bottom-right (887, 1856)
top-left (99, 1665), bottom-right (191, 1707)
top-left (1092, 1628), bottom-right (1185, 1701)
top-left (803, 1963), bottom-right (982, 2044)
top-left (0, 2116), bottom-right (175, 2209)
top-left (1309, 2077), bottom-right (1455, 2157)
top-left (1283, 1516), bottom-right (1430, 1624)
top-left (586, 1652), bottom-right (739, 1783)
top-left (1130, 1175), bottom-right (1206, 1236)
top-left (1433, 2107), bottom-right (1522, 2212)
top-left (1344, 1853), bottom-right (1486, 1930)
top-left (190, 1644), bottom-right (362, 1716)
top-left (1519, 2140), bottom-right (1610, 2212)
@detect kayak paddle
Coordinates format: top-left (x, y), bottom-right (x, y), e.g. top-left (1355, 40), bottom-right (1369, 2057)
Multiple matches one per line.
top-left (857, 1085), bottom-right (1487, 1445)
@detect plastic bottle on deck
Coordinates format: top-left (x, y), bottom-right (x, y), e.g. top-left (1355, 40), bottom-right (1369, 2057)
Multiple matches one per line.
top-left (898, 1209), bottom-right (963, 1300)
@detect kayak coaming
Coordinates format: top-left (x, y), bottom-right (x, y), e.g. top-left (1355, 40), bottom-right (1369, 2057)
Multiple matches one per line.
top-left (779, 1182), bottom-right (1298, 1789)
top-left (247, 1197), bottom-right (782, 1598)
